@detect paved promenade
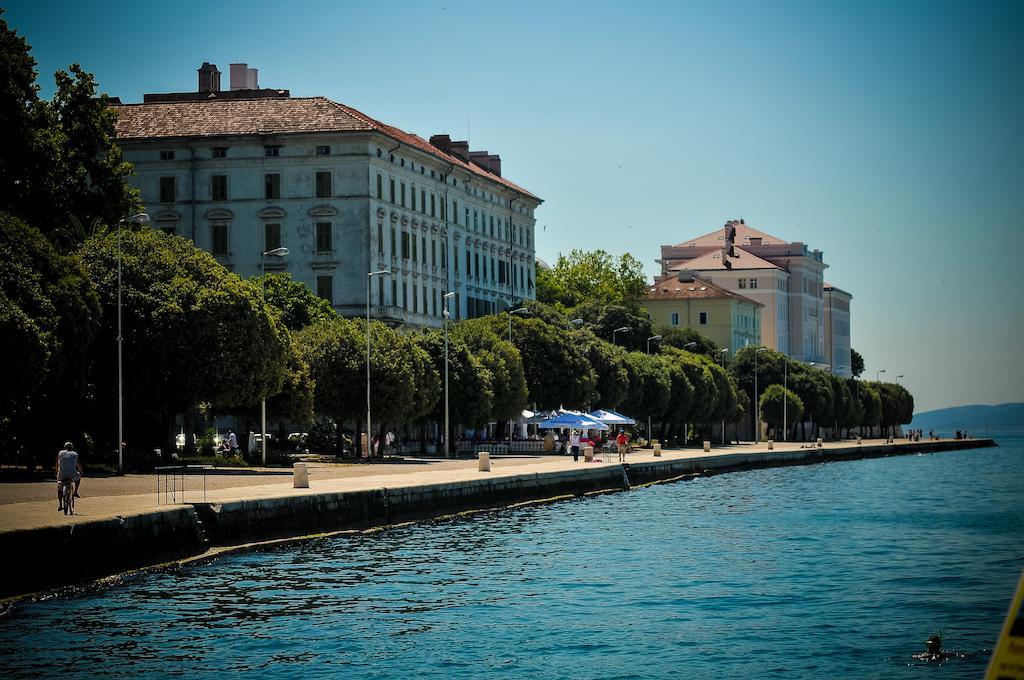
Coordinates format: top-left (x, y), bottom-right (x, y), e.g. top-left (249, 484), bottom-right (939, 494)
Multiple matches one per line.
top-left (0, 438), bottom-right (974, 535)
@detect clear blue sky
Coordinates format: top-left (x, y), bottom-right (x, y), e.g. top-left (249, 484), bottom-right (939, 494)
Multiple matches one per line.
top-left (7, 0), bottom-right (1023, 413)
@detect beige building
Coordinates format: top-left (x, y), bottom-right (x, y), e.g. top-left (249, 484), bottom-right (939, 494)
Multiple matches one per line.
top-left (659, 220), bottom-right (843, 369)
top-left (642, 274), bottom-right (762, 352)
top-left (824, 283), bottom-right (853, 377)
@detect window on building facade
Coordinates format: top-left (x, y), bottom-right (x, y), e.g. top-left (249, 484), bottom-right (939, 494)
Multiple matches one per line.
top-left (431, 241), bottom-right (436, 267)
top-left (211, 147), bottom-right (227, 158)
top-left (265, 173), bottom-right (281, 200)
top-left (423, 286), bottom-right (428, 314)
top-left (465, 208), bottom-right (470, 228)
top-left (402, 282), bottom-right (408, 310)
top-left (391, 279), bottom-right (397, 305)
top-left (420, 190), bottom-right (426, 214)
top-left (411, 186), bottom-right (416, 211)
top-left (699, 311), bottom-right (708, 325)
top-left (452, 200), bottom-right (458, 224)
top-left (475, 253), bottom-right (480, 280)
top-left (430, 195), bottom-right (436, 217)
top-left (315, 171), bottom-right (332, 198)
top-left (390, 178), bottom-right (396, 203)
top-left (671, 312), bottom-right (679, 326)
top-left (211, 174), bottom-right (227, 201)
top-left (377, 223), bottom-right (384, 255)
top-left (316, 145), bottom-right (330, 156)
top-left (264, 223), bottom-right (281, 251)
top-left (401, 182), bottom-right (406, 207)
top-left (390, 227), bottom-right (396, 258)
top-left (421, 236), bottom-right (427, 263)
top-left (750, 278), bottom-right (758, 289)
top-left (378, 277), bottom-right (384, 306)
top-left (160, 150), bottom-right (175, 161)
top-left (264, 146), bottom-right (280, 157)
top-left (316, 222), bottom-right (332, 252)
top-left (412, 233), bottom-right (417, 261)
top-left (401, 231), bottom-right (410, 259)
top-left (465, 249), bottom-right (471, 275)
top-left (738, 279), bottom-right (746, 289)
top-left (413, 284), bottom-right (418, 313)
top-left (377, 174), bottom-right (383, 200)
top-left (211, 223), bottom-right (228, 256)
top-left (159, 176), bottom-right (176, 203)
top-left (473, 210), bottom-right (478, 230)
top-left (316, 275), bottom-right (333, 304)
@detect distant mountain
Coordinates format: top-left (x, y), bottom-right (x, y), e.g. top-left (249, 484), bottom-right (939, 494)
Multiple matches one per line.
top-left (909, 403), bottom-right (1024, 434)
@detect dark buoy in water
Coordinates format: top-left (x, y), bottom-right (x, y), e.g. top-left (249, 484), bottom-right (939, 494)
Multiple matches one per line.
top-left (911, 633), bottom-right (967, 664)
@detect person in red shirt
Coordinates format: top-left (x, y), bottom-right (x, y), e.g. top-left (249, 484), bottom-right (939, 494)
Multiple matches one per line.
top-left (616, 430), bottom-right (629, 463)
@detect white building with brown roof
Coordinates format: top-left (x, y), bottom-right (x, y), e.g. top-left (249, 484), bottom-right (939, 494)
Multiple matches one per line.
top-left (660, 220), bottom-right (847, 373)
top-left (111, 63), bottom-right (542, 327)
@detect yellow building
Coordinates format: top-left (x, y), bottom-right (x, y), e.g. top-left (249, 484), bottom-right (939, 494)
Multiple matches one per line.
top-left (642, 274), bottom-right (762, 352)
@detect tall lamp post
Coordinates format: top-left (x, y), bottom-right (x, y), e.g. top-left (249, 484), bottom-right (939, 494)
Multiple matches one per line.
top-left (895, 374), bottom-right (903, 385)
top-left (506, 307), bottom-right (529, 450)
top-left (443, 292), bottom-right (456, 458)
top-left (646, 335), bottom-right (662, 446)
top-left (258, 247), bottom-right (289, 465)
top-left (754, 347), bottom-right (768, 443)
top-left (718, 349), bottom-right (729, 445)
top-left (366, 269), bottom-right (391, 457)
top-left (782, 353), bottom-right (789, 442)
top-left (612, 326), bottom-right (629, 345)
top-left (117, 213), bottom-right (150, 475)
top-left (876, 368), bottom-right (886, 383)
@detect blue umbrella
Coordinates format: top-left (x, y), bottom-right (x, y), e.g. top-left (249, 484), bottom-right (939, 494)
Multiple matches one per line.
top-left (538, 413), bottom-right (609, 430)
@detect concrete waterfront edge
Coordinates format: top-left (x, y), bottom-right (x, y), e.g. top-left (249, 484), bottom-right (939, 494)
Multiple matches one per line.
top-left (0, 439), bottom-right (996, 600)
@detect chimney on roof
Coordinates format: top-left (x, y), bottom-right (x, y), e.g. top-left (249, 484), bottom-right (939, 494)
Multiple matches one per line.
top-left (449, 140), bottom-right (470, 162)
top-left (429, 134), bottom-right (452, 154)
top-left (198, 62), bottom-right (221, 93)
top-left (468, 151), bottom-right (503, 176)
top-left (229, 63), bottom-right (259, 90)
top-left (488, 154), bottom-right (501, 177)
top-left (676, 270), bottom-right (698, 283)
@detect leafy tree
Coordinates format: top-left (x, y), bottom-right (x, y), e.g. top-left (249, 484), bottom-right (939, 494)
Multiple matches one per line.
top-left (80, 230), bottom-right (290, 455)
top-left (512, 317), bottom-right (596, 410)
top-left (415, 330), bottom-right (494, 449)
top-left (859, 383), bottom-right (883, 433)
top-left (760, 385), bottom-right (804, 439)
top-left (676, 350), bottom-right (718, 425)
top-left (656, 352), bottom-right (694, 437)
top-left (454, 319), bottom-right (527, 423)
top-left (618, 351), bottom-right (671, 424)
top-left (0, 213), bottom-right (99, 465)
top-left (657, 326), bottom-right (719, 357)
top-left (577, 331), bottom-right (630, 409)
top-left (0, 14), bottom-right (138, 239)
top-left (536, 249), bottom-right (648, 308)
top-left (850, 348), bottom-right (865, 378)
top-left (573, 302), bottom-right (655, 353)
top-left (255, 272), bottom-right (336, 331)
top-left (295, 318), bottom-right (364, 455)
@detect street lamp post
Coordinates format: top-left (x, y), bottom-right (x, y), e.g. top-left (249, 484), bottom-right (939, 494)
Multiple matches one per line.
top-left (783, 355), bottom-right (788, 442)
top-left (259, 247), bottom-right (289, 465)
top-left (718, 349), bottom-right (729, 445)
top-left (117, 213), bottom-right (150, 475)
top-left (877, 368), bottom-right (886, 383)
top-left (612, 326), bottom-right (629, 345)
top-left (366, 270), bottom-right (391, 457)
top-left (646, 335), bottom-right (662, 446)
top-left (754, 347), bottom-right (768, 443)
top-left (896, 374), bottom-right (904, 385)
top-left (507, 307), bottom-right (529, 451)
top-left (443, 292), bottom-right (456, 458)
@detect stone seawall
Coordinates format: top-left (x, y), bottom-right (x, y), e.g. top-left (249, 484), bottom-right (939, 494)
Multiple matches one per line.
top-left (0, 438), bottom-right (995, 600)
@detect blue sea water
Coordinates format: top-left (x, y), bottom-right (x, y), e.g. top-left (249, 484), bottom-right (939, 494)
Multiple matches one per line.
top-left (2, 438), bottom-right (1022, 679)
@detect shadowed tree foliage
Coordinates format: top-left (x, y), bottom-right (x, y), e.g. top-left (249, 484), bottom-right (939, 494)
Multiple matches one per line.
top-left (658, 326), bottom-right (719, 357)
top-left (455, 319), bottom-right (528, 423)
top-left (576, 331), bottom-right (630, 409)
top-left (254, 272), bottom-right (337, 331)
top-left (415, 330), bottom-right (494, 448)
top-left (760, 385), bottom-right (804, 440)
top-left (0, 13), bottom-right (138, 240)
top-left (0, 213), bottom-right (99, 465)
top-left (618, 351), bottom-right (671, 425)
top-left (655, 351), bottom-right (695, 435)
top-left (573, 302), bottom-right (655, 353)
top-left (295, 318), bottom-right (363, 455)
top-left (850, 348), bottom-right (865, 378)
top-left (81, 230), bottom-right (290, 456)
top-left (511, 317), bottom-right (596, 410)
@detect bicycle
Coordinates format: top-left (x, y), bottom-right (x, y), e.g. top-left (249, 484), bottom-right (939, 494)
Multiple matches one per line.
top-left (59, 479), bottom-right (75, 515)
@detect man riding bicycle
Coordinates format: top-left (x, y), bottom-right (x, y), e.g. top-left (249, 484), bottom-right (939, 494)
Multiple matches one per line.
top-left (55, 442), bottom-right (82, 511)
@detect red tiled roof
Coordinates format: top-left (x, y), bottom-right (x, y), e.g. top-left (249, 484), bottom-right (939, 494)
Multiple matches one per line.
top-left (112, 96), bottom-right (539, 200)
top-left (669, 246), bottom-right (780, 272)
top-left (674, 222), bottom-right (786, 248)
top-left (644, 276), bottom-right (762, 306)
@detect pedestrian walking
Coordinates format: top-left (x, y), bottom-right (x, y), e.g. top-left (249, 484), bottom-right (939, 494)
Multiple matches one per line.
top-left (570, 430), bottom-right (581, 462)
top-left (616, 430), bottom-right (629, 463)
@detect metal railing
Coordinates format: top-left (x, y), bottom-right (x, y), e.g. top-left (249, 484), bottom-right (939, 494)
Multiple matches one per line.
top-left (154, 465), bottom-right (210, 505)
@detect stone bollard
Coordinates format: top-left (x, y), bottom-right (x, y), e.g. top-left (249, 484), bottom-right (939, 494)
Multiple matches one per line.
top-left (653, 441), bottom-right (662, 457)
top-left (584, 446), bottom-right (594, 462)
top-left (857, 436), bottom-right (862, 445)
top-left (293, 462), bottom-right (309, 488)
top-left (816, 438), bottom-right (823, 448)
top-left (703, 440), bottom-right (711, 453)
top-left (478, 451), bottom-right (491, 472)
top-left (767, 440), bottom-right (774, 450)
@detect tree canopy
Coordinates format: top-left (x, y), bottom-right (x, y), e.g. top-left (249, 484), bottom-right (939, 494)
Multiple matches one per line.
top-left (536, 249), bottom-right (647, 308)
